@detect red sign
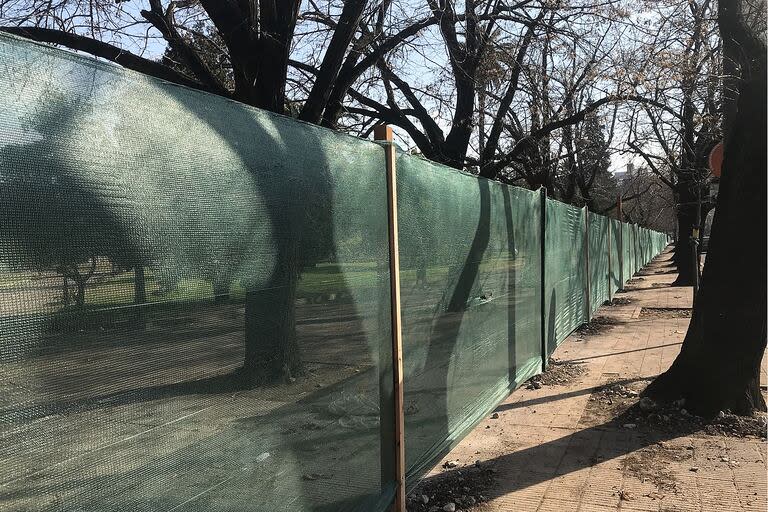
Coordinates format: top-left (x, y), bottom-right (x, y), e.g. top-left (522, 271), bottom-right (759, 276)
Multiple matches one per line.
top-left (709, 141), bottom-right (723, 177)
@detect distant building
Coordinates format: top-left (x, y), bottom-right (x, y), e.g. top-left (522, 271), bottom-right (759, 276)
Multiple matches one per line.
top-left (613, 163), bottom-right (634, 183)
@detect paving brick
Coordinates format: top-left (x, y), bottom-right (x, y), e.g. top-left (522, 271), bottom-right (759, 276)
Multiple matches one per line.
top-left (577, 504), bottom-right (618, 512)
top-left (536, 497), bottom-right (581, 512)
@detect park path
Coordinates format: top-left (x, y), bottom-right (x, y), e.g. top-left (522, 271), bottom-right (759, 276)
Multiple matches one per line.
top-left (417, 248), bottom-right (767, 512)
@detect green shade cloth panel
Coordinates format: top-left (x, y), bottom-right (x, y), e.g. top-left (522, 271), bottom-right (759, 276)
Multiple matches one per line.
top-left (609, 219), bottom-right (622, 295)
top-left (588, 214), bottom-right (610, 316)
top-left (0, 32), bottom-right (395, 512)
top-left (396, 154), bottom-right (543, 485)
top-left (544, 200), bottom-right (586, 352)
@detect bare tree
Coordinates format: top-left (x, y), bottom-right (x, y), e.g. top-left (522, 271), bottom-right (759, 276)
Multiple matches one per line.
top-left (619, 0), bottom-right (721, 284)
top-left (644, 0), bottom-right (766, 416)
top-left (0, 0), bottom-right (415, 119)
top-left (610, 167), bottom-right (677, 233)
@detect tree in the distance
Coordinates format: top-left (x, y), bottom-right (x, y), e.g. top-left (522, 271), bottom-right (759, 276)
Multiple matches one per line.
top-left (556, 108), bottom-right (618, 212)
top-left (613, 168), bottom-right (677, 234)
top-left (643, 0), bottom-right (766, 416)
top-left (622, 0), bottom-right (722, 285)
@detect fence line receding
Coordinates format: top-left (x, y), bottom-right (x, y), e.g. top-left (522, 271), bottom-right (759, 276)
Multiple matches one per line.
top-left (0, 32), bottom-right (669, 512)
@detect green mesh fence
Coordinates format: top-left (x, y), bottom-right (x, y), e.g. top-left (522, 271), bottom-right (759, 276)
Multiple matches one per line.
top-left (621, 223), bottom-right (633, 283)
top-left (396, 156), bottom-right (542, 484)
top-left (588, 214), bottom-right (611, 315)
top-left (0, 33), bottom-right (395, 512)
top-left (647, 231), bottom-right (653, 264)
top-left (544, 201), bottom-right (587, 352)
top-left (609, 219), bottom-right (622, 295)
top-left (0, 33), bottom-right (669, 512)
top-left (632, 225), bottom-right (638, 277)
top-left (631, 225), bottom-right (639, 276)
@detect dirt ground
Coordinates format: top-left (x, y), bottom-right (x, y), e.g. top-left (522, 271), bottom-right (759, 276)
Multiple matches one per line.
top-left (527, 359), bottom-right (588, 388)
top-left (576, 315), bottom-right (623, 336)
top-left (419, 248), bottom-right (767, 512)
top-left (638, 307), bottom-right (692, 319)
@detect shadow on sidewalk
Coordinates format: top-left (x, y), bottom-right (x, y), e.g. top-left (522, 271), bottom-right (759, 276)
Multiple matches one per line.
top-left (564, 343), bottom-right (684, 363)
top-left (492, 376), bottom-right (650, 413)
top-left (416, 404), bottom-right (701, 502)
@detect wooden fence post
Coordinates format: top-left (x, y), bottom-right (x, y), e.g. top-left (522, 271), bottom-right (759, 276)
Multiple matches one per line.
top-left (607, 219), bottom-right (613, 302)
top-left (584, 208), bottom-right (591, 322)
top-left (374, 124), bottom-right (406, 512)
top-left (617, 196), bottom-right (624, 288)
top-left (539, 187), bottom-right (548, 371)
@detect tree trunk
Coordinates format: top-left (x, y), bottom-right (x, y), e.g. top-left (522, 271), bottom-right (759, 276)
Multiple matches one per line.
top-left (213, 274), bottom-right (230, 304)
top-left (239, 264), bottom-right (301, 385)
top-left (643, 35), bottom-right (766, 416)
top-left (134, 265), bottom-right (147, 304)
top-left (236, 210), bottom-right (303, 385)
top-left (132, 265), bottom-right (147, 328)
top-left (298, 0), bottom-right (367, 124)
top-left (672, 188), bottom-right (698, 286)
top-left (62, 276), bottom-right (70, 306)
top-left (74, 277), bottom-right (86, 308)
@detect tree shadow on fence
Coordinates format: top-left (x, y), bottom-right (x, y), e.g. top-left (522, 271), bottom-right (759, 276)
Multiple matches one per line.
top-left (501, 187), bottom-right (518, 397)
top-left (404, 180), bottom-right (540, 490)
top-left (0, 48), bottom-right (390, 511)
top-left (405, 178), bottom-right (492, 482)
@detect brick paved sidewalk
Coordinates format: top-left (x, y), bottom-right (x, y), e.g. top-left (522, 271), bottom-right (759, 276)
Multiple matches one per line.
top-left (418, 248), bottom-right (768, 512)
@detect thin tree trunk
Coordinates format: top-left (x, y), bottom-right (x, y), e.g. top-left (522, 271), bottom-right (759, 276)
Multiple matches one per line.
top-left (74, 278), bottom-right (86, 308)
top-left (62, 276), bottom-right (70, 306)
top-left (240, 264), bottom-right (301, 384)
top-left (134, 265), bottom-right (147, 304)
top-left (132, 265), bottom-right (147, 328)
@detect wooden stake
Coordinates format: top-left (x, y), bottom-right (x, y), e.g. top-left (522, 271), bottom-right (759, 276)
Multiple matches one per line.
top-left (607, 218), bottom-right (613, 302)
top-left (539, 187), bottom-right (548, 371)
top-left (374, 124), bottom-right (406, 512)
top-left (584, 208), bottom-right (591, 322)
top-left (617, 196), bottom-right (624, 287)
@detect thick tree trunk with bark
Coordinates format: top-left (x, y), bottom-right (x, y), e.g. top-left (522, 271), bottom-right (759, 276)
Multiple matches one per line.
top-left (644, 6), bottom-right (766, 415)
